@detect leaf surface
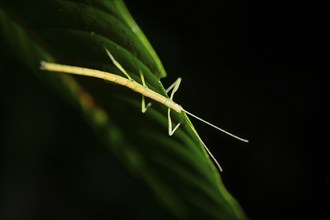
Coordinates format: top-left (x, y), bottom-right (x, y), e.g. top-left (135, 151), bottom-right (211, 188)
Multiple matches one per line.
top-left (0, 1), bottom-right (247, 219)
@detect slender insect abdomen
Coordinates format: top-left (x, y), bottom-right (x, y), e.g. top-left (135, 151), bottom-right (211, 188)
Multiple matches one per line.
top-left (40, 61), bottom-right (183, 113)
top-left (41, 61), bottom-right (106, 79)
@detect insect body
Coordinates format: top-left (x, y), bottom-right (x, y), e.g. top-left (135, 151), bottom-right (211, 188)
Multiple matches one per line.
top-left (40, 48), bottom-right (248, 171)
top-left (40, 61), bottom-right (183, 113)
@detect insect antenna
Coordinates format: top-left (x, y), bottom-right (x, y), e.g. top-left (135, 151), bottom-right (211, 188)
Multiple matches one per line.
top-left (182, 109), bottom-right (249, 143)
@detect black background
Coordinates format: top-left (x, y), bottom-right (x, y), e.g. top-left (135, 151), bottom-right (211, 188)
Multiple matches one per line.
top-left (125, 0), bottom-right (329, 219)
top-left (1, 0), bottom-right (329, 219)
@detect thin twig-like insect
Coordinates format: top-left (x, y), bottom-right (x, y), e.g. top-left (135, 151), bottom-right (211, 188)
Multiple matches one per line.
top-left (40, 48), bottom-right (248, 171)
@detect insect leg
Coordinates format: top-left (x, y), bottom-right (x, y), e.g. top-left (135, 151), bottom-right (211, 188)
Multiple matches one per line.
top-left (166, 77), bottom-right (182, 93)
top-left (167, 78), bottom-right (182, 136)
top-left (139, 70), bottom-right (152, 113)
top-left (104, 47), bottom-right (133, 80)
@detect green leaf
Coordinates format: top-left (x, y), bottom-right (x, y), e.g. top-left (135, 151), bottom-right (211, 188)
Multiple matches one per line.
top-left (0, 0), bottom-right (247, 219)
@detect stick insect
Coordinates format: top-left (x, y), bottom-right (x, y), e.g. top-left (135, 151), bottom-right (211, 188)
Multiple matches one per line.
top-left (40, 48), bottom-right (248, 172)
